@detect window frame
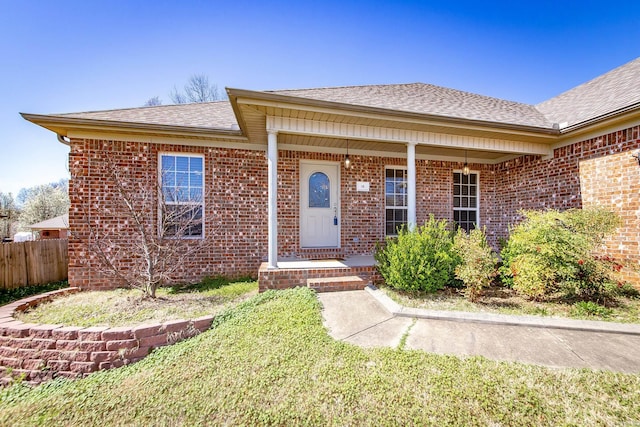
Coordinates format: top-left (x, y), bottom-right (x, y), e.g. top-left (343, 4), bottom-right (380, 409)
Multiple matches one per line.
top-left (452, 170), bottom-right (480, 232)
top-left (158, 152), bottom-right (205, 239)
top-left (384, 166), bottom-right (408, 236)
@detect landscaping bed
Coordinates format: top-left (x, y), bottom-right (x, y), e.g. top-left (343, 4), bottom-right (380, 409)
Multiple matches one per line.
top-left (0, 278), bottom-right (258, 385)
top-left (15, 279), bottom-right (258, 327)
top-left (0, 288), bottom-right (638, 426)
top-left (382, 285), bottom-right (640, 323)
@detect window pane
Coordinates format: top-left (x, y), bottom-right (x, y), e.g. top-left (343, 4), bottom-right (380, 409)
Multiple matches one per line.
top-left (462, 197), bottom-right (468, 208)
top-left (453, 211), bottom-right (460, 222)
top-left (190, 157), bottom-right (203, 172)
top-left (470, 174), bottom-right (477, 185)
top-left (385, 182), bottom-right (394, 194)
top-left (175, 156), bottom-right (189, 172)
top-left (309, 172), bottom-right (330, 208)
top-left (470, 186), bottom-right (476, 196)
top-left (190, 171), bottom-right (203, 187)
top-left (386, 169), bottom-right (394, 178)
top-left (454, 185), bottom-right (460, 195)
top-left (386, 222), bottom-right (395, 235)
top-left (462, 174), bottom-right (469, 185)
top-left (395, 195), bottom-right (404, 206)
top-left (453, 173), bottom-right (461, 184)
top-left (161, 156), bottom-right (175, 172)
top-left (176, 172), bottom-right (189, 188)
top-left (462, 186), bottom-right (469, 196)
top-left (469, 198), bottom-right (477, 208)
top-left (453, 197), bottom-right (460, 208)
top-left (469, 211), bottom-right (477, 221)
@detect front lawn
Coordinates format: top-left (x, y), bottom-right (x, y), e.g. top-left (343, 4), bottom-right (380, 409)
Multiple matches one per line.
top-left (1, 288), bottom-right (638, 426)
top-left (15, 278), bottom-right (258, 327)
top-left (383, 285), bottom-right (640, 323)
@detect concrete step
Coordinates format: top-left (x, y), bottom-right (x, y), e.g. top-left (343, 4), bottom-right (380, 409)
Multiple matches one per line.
top-left (307, 275), bottom-right (369, 292)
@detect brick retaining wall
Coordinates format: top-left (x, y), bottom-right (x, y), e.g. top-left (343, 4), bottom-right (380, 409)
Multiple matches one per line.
top-left (0, 288), bottom-right (214, 386)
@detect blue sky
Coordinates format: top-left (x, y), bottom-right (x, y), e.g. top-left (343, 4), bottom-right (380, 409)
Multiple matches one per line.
top-left (1, 0), bottom-right (639, 197)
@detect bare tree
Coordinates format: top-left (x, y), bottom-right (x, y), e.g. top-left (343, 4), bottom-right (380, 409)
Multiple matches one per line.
top-left (144, 96), bottom-right (163, 107)
top-left (82, 157), bottom-right (211, 298)
top-left (170, 74), bottom-right (220, 104)
top-left (0, 192), bottom-right (18, 240)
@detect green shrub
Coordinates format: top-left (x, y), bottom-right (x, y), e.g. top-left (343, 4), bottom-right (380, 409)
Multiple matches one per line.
top-left (571, 301), bottom-right (613, 318)
top-left (452, 227), bottom-right (498, 301)
top-left (500, 208), bottom-right (621, 300)
top-left (375, 216), bottom-right (459, 293)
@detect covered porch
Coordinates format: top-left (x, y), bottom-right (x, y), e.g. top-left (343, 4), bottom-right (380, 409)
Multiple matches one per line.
top-left (225, 87), bottom-right (558, 291)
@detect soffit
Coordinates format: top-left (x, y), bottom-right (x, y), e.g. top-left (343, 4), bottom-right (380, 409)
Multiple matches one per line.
top-left (237, 100), bottom-right (559, 145)
top-left (277, 134), bottom-right (510, 162)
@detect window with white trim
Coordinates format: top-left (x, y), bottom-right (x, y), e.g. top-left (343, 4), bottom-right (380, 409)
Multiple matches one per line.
top-left (453, 171), bottom-right (478, 232)
top-left (385, 167), bottom-right (407, 235)
top-left (160, 154), bottom-right (204, 238)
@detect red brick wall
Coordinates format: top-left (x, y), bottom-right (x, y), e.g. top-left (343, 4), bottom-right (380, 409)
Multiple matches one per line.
top-left (68, 139), bottom-right (268, 289)
top-left (68, 124), bottom-right (640, 289)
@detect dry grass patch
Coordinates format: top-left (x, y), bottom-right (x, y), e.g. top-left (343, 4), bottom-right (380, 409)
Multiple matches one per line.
top-left (383, 285), bottom-right (640, 323)
top-left (16, 278), bottom-right (258, 327)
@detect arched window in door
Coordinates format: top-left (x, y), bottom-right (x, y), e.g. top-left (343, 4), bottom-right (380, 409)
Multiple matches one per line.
top-left (309, 172), bottom-right (330, 208)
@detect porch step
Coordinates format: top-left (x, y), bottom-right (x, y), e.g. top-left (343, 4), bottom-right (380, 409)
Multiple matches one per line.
top-left (307, 275), bottom-right (368, 293)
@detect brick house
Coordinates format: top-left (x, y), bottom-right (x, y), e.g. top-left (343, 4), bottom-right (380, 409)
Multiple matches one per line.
top-left (22, 57), bottom-right (640, 291)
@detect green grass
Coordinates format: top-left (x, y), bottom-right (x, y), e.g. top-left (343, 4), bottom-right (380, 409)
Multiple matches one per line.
top-left (15, 279), bottom-right (258, 327)
top-left (0, 281), bottom-right (68, 306)
top-left (383, 285), bottom-right (640, 323)
top-left (1, 288), bottom-right (638, 426)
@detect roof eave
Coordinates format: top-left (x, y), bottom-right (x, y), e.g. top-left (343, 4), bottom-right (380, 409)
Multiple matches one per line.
top-left (226, 87), bottom-right (560, 137)
top-left (20, 113), bottom-right (247, 141)
top-left (559, 102), bottom-right (640, 135)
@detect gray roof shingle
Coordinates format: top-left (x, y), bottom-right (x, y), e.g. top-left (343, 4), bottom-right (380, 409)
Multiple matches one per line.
top-left (269, 83), bottom-right (554, 129)
top-left (537, 57), bottom-right (640, 128)
top-left (42, 57), bottom-right (640, 134)
top-left (55, 101), bottom-right (239, 130)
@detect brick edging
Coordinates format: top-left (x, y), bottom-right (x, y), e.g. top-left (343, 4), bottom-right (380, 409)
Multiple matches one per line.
top-left (0, 288), bottom-right (214, 386)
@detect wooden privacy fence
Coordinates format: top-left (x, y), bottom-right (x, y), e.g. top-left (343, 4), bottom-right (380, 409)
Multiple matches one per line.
top-left (0, 239), bottom-right (68, 289)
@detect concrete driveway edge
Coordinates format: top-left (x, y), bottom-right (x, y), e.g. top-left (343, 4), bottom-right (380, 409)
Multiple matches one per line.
top-left (365, 285), bottom-right (640, 336)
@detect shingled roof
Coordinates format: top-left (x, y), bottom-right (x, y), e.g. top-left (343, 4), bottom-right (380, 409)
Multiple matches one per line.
top-left (268, 83), bottom-right (554, 129)
top-left (537, 57), bottom-right (640, 128)
top-left (28, 57), bottom-right (640, 135)
top-left (53, 100), bottom-right (238, 130)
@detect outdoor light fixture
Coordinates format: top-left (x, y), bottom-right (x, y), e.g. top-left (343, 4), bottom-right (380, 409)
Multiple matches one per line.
top-left (344, 140), bottom-right (351, 169)
top-left (633, 151), bottom-right (640, 167)
top-left (463, 150), bottom-right (470, 176)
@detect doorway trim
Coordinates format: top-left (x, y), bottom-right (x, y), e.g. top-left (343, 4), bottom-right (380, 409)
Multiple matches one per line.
top-left (299, 160), bottom-right (341, 249)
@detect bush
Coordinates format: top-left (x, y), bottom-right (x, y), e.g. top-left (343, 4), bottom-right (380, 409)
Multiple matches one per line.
top-left (500, 208), bottom-right (621, 300)
top-left (375, 216), bottom-right (459, 293)
top-left (571, 301), bottom-right (613, 318)
top-left (452, 227), bottom-right (498, 301)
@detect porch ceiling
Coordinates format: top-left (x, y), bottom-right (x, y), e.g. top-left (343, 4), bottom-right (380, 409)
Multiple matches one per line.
top-left (234, 99), bottom-right (555, 162)
top-left (278, 133), bottom-right (517, 163)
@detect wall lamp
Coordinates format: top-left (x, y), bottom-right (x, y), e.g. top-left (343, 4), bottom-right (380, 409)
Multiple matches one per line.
top-left (632, 151), bottom-right (640, 166)
top-left (463, 150), bottom-right (470, 176)
top-left (344, 140), bottom-right (351, 169)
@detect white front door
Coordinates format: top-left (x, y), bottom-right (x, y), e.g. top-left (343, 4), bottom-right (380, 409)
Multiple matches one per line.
top-left (300, 162), bottom-right (340, 248)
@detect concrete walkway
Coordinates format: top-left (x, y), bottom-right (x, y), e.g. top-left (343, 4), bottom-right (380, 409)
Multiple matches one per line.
top-left (317, 287), bottom-right (640, 373)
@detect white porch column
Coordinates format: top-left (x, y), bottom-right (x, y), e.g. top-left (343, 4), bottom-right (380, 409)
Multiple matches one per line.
top-left (407, 142), bottom-right (417, 229)
top-left (267, 129), bottom-right (278, 269)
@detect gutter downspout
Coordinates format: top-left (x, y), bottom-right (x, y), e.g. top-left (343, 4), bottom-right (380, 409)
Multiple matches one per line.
top-left (57, 134), bottom-right (70, 145)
